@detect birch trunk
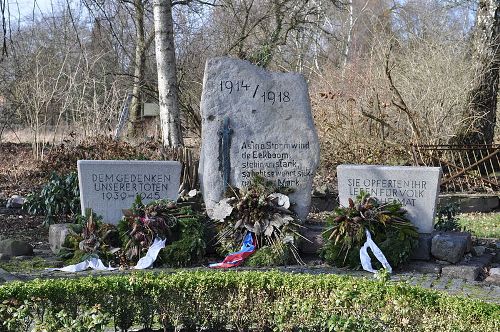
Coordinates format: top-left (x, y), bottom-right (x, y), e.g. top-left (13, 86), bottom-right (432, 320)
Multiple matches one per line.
top-left (153, 0), bottom-right (183, 147)
top-left (127, 0), bottom-right (146, 138)
top-left (342, 0), bottom-right (353, 75)
top-left (455, 0), bottom-right (500, 145)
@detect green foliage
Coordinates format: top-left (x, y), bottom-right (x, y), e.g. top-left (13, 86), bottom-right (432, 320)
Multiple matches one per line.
top-left (435, 202), bottom-right (464, 232)
top-left (60, 211), bottom-right (121, 266)
top-left (159, 207), bottom-right (207, 267)
top-left (245, 244), bottom-right (290, 267)
top-left (23, 172), bottom-right (80, 225)
top-left (321, 192), bottom-right (418, 269)
top-left (36, 305), bottom-right (110, 331)
top-left (118, 197), bottom-right (179, 263)
top-left (0, 271), bottom-right (498, 332)
top-left (375, 268), bottom-right (391, 283)
top-left (0, 300), bottom-right (110, 332)
top-left (58, 198), bottom-right (206, 268)
top-left (215, 174), bottom-right (302, 265)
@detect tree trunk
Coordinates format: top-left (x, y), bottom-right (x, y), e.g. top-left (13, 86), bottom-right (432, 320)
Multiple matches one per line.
top-left (342, 0), bottom-right (353, 75)
top-left (454, 0), bottom-right (500, 145)
top-left (127, 0), bottom-right (146, 138)
top-left (153, 0), bottom-right (183, 147)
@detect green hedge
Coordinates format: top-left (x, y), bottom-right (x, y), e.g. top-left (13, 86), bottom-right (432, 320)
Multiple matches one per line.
top-left (0, 271), bottom-right (498, 331)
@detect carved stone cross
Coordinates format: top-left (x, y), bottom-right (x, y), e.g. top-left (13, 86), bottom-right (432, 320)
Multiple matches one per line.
top-left (218, 116), bottom-right (233, 190)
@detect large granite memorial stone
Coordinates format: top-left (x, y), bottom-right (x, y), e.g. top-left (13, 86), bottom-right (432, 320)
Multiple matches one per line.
top-left (337, 165), bottom-right (441, 233)
top-left (199, 57), bottom-right (320, 220)
top-left (78, 160), bottom-right (181, 224)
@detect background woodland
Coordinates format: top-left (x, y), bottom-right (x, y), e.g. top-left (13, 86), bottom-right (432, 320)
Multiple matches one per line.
top-left (0, 0), bottom-right (498, 170)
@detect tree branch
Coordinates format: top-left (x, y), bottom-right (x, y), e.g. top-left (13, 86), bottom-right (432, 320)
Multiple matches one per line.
top-left (385, 44), bottom-right (421, 141)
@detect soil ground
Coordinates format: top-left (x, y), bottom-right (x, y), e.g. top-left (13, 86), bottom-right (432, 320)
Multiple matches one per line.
top-left (0, 206), bottom-right (48, 250)
top-left (0, 142), bottom-right (44, 199)
top-left (0, 143), bottom-right (48, 250)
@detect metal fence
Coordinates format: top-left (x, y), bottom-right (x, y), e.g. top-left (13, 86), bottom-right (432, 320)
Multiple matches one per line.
top-left (411, 144), bottom-right (500, 193)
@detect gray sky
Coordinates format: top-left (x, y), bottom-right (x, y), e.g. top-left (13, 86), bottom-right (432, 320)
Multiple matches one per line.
top-left (11, 0), bottom-right (59, 19)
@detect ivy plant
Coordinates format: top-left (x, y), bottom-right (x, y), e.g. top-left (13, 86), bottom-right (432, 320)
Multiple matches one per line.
top-left (23, 171), bottom-right (80, 225)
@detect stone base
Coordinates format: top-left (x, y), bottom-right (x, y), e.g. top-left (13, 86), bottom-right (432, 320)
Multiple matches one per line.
top-left (441, 265), bottom-right (482, 281)
top-left (49, 224), bottom-right (73, 255)
top-left (0, 253), bottom-right (11, 261)
top-left (0, 268), bottom-right (21, 284)
top-left (485, 267), bottom-right (500, 285)
top-left (431, 232), bottom-right (471, 263)
top-left (440, 253), bottom-right (493, 281)
top-left (299, 224), bottom-right (325, 254)
top-left (310, 194), bottom-right (337, 212)
top-left (438, 194), bottom-right (500, 213)
top-left (401, 261), bottom-right (442, 274)
top-left (0, 239), bottom-right (33, 257)
top-left (410, 233), bottom-right (433, 260)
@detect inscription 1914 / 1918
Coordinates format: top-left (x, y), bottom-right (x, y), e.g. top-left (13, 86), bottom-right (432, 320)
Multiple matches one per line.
top-left (220, 79), bottom-right (291, 104)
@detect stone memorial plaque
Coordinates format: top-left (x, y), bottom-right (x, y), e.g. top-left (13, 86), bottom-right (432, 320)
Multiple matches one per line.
top-left (199, 57), bottom-right (320, 220)
top-left (78, 160), bottom-right (182, 224)
top-left (337, 165), bottom-right (441, 233)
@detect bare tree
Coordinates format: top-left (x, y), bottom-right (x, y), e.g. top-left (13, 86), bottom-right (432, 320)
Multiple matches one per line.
top-left (0, 2), bottom-right (128, 156)
top-left (453, 0), bottom-right (500, 145)
top-left (210, 0), bottom-right (345, 69)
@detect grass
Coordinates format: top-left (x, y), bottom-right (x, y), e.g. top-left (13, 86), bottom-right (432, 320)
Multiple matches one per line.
top-left (458, 212), bottom-right (500, 238)
top-left (0, 256), bottom-right (56, 272)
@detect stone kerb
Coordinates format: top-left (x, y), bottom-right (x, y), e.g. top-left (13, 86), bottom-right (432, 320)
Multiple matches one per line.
top-left (199, 57), bottom-right (320, 221)
top-left (78, 160), bottom-right (182, 224)
top-left (337, 165), bottom-right (441, 233)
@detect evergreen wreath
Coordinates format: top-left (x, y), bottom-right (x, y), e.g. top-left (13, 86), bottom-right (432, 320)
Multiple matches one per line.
top-left (321, 192), bottom-right (418, 269)
top-left (211, 175), bottom-right (304, 266)
top-left (118, 197), bottom-right (206, 267)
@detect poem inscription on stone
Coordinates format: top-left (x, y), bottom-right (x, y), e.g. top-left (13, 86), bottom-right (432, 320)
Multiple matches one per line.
top-left (199, 57), bottom-right (320, 220)
top-left (78, 160), bottom-right (181, 224)
top-left (337, 165), bottom-right (442, 233)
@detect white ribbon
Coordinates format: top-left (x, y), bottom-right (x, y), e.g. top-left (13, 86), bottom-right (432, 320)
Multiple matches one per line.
top-left (359, 229), bottom-right (392, 274)
top-left (47, 256), bottom-right (116, 272)
top-left (48, 238), bottom-right (166, 272)
top-left (133, 237), bottom-right (166, 269)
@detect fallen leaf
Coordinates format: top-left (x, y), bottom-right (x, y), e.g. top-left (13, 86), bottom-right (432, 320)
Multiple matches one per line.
top-left (268, 193), bottom-right (290, 209)
top-left (211, 198), bottom-right (234, 221)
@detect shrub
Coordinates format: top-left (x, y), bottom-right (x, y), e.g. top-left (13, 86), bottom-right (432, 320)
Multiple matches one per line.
top-left (59, 211), bottom-right (122, 265)
top-left (435, 202), bottom-right (464, 232)
top-left (0, 271), bottom-right (498, 331)
top-left (23, 172), bottom-right (80, 225)
top-left (118, 197), bottom-right (178, 263)
top-left (321, 192), bottom-right (418, 269)
top-left (245, 244), bottom-right (290, 267)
